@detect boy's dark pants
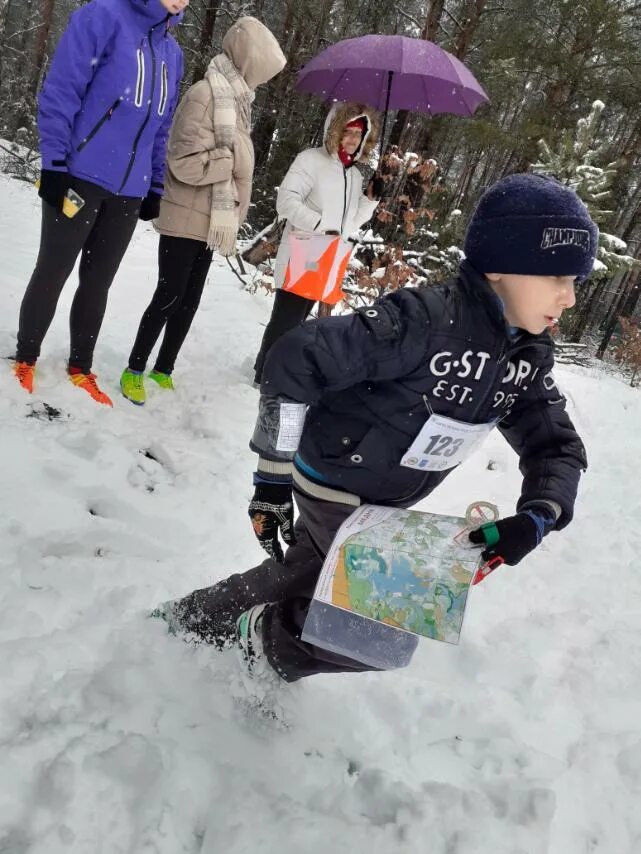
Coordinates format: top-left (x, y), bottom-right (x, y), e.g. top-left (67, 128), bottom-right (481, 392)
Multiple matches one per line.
top-left (178, 489), bottom-right (385, 681)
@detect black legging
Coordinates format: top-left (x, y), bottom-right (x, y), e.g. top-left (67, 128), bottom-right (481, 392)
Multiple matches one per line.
top-left (128, 235), bottom-right (213, 375)
top-left (253, 289), bottom-right (315, 384)
top-left (16, 177), bottom-right (141, 373)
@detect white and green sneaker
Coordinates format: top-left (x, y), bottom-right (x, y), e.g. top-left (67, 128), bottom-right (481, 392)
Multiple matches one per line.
top-left (236, 604), bottom-right (268, 675)
top-left (236, 604), bottom-right (288, 724)
top-left (120, 368), bottom-right (146, 405)
top-left (149, 370), bottom-right (174, 390)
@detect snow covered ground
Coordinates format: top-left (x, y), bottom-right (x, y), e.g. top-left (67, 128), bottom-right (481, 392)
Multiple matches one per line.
top-left (1, 173), bottom-right (640, 854)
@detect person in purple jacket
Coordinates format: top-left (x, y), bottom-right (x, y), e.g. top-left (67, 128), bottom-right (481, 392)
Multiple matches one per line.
top-left (13, 0), bottom-right (187, 405)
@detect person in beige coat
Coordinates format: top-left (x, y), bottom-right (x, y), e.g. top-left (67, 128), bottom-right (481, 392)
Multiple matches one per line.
top-left (120, 16), bottom-right (286, 404)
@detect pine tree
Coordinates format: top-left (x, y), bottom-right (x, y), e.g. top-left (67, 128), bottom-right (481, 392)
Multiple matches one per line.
top-left (532, 100), bottom-right (637, 277)
top-left (613, 317), bottom-right (641, 387)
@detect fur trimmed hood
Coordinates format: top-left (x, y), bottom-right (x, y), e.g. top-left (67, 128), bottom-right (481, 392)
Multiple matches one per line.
top-left (323, 102), bottom-right (380, 162)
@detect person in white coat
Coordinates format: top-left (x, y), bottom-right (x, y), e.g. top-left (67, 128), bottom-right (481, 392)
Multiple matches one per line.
top-left (253, 102), bottom-right (381, 384)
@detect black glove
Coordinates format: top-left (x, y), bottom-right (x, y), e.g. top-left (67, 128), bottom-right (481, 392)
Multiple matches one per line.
top-left (367, 174), bottom-right (385, 200)
top-left (469, 508), bottom-right (555, 568)
top-left (38, 169), bottom-right (69, 210)
top-left (248, 480), bottom-right (296, 562)
top-left (139, 191), bottom-right (162, 221)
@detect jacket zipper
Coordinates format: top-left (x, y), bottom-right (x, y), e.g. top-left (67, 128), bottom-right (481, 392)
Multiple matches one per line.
top-left (468, 341), bottom-right (507, 423)
top-left (77, 99), bottom-right (121, 152)
top-left (135, 48), bottom-right (146, 108)
top-left (158, 61), bottom-right (168, 116)
top-left (117, 27), bottom-right (159, 193)
top-left (340, 167), bottom-right (348, 234)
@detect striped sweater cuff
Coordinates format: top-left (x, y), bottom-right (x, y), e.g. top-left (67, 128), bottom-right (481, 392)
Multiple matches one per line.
top-left (521, 499), bottom-right (562, 522)
top-left (256, 456), bottom-right (293, 483)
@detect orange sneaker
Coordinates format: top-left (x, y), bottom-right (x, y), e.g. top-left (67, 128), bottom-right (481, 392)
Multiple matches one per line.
top-left (14, 361), bottom-right (35, 394)
top-left (68, 370), bottom-right (113, 407)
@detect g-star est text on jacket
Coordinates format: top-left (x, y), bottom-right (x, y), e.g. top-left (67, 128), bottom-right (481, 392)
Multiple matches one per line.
top-left (253, 261), bottom-right (588, 528)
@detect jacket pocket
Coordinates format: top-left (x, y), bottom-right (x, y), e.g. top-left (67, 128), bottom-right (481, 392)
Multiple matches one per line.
top-left (135, 48), bottom-right (145, 108)
top-left (330, 425), bottom-right (398, 475)
top-left (77, 99), bottom-right (121, 152)
top-left (341, 427), bottom-right (400, 475)
top-left (158, 62), bottom-right (168, 116)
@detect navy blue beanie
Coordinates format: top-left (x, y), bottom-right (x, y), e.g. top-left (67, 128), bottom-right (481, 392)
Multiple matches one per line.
top-left (464, 173), bottom-right (599, 280)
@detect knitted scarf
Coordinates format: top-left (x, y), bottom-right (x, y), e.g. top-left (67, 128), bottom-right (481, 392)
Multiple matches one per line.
top-left (204, 54), bottom-right (253, 255)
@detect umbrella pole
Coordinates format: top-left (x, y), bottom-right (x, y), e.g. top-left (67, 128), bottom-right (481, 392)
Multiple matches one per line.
top-left (379, 69), bottom-right (393, 163)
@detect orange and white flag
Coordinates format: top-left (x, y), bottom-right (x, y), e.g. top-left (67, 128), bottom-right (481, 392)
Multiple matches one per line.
top-left (283, 231), bottom-right (353, 305)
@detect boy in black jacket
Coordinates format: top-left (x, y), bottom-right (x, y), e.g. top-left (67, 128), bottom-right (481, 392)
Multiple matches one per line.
top-left (170, 173), bottom-right (598, 683)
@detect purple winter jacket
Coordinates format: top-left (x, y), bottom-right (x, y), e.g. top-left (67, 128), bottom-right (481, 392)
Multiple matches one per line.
top-left (38, 0), bottom-right (184, 197)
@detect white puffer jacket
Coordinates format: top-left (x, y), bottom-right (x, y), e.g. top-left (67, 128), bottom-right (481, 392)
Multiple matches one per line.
top-left (273, 104), bottom-right (380, 289)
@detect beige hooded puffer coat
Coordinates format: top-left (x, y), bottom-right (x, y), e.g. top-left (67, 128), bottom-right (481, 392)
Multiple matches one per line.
top-left (272, 102), bottom-right (380, 289)
top-left (155, 17), bottom-right (286, 243)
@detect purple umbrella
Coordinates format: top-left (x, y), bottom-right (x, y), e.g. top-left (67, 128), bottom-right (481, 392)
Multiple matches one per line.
top-left (296, 34), bottom-right (489, 149)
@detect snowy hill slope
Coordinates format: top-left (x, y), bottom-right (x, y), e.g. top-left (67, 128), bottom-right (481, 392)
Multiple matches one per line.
top-left (1, 175), bottom-right (640, 854)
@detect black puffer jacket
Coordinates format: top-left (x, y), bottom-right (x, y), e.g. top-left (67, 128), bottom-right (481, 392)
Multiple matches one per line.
top-left (253, 261), bottom-right (587, 529)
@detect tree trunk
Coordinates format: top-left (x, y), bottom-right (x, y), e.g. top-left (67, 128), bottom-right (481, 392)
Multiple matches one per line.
top-left (601, 271), bottom-right (630, 333)
top-left (310, 0), bottom-right (334, 55)
top-left (453, 148), bottom-right (482, 208)
top-left (0, 0), bottom-right (10, 39)
top-left (567, 279), bottom-right (607, 342)
top-left (596, 272), bottom-right (636, 358)
top-left (388, 0), bottom-right (445, 148)
top-left (423, 0), bottom-right (445, 40)
top-left (30, 0), bottom-right (55, 95)
top-left (453, 0), bottom-right (487, 60)
top-left (191, 0), bottom-right (221, 84)
top-left (388, 111), bottom-right (408, 149)
top-left (621, 275), bottom-right (641, 319)
top-left (252, 1), bottom-right (298, 171)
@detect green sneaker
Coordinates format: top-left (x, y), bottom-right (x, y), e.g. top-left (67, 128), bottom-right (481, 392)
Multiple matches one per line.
top-left (120, 368), bottom-right (146, 405)
top-left (236, 604), bottom-right (272, 678)
top-left (148, 370), bottom-right (174, 390)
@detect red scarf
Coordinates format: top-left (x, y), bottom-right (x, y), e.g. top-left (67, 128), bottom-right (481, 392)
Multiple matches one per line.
top-left (338, 146), bottom-right (355, 167)
top-left (338, 116), bottom-right (367, 167)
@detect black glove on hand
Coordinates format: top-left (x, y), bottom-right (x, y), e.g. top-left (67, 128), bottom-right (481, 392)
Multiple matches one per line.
top-left (139, 191), bottom-right (162, 221)
top-left (469, 509), bottom-right (554, 567)
top-left (367, 174), bottom-right (385, 200)
top-left (38, 169), bottom-right (69, 210)
top-left (248, 481), bottom-right (296, 563)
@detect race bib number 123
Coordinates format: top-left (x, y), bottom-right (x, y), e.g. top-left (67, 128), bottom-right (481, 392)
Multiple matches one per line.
top-left (400, 413), bottom-right (495, 473)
